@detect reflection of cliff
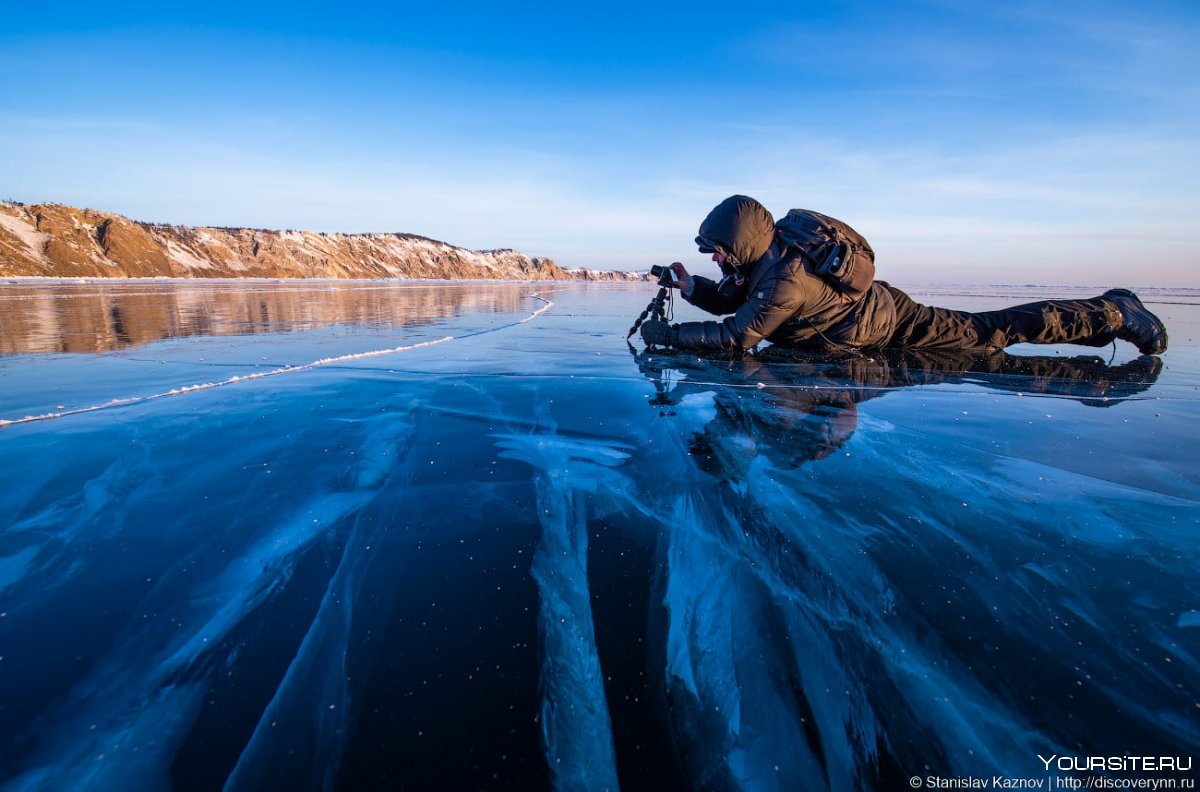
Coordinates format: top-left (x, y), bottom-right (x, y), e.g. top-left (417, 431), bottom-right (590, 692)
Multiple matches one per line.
top-left (0, 201), bottom-right (640, 282)
top-left (0, 282), bottom-right (542, 354)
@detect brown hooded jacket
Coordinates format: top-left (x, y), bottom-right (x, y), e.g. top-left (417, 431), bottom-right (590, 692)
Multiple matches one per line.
top-left (678, 195), bottom-right (897, 352)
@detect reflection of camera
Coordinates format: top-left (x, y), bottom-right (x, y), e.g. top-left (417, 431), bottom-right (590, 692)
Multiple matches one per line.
top-left (650, 264), bottom-right (677, 286)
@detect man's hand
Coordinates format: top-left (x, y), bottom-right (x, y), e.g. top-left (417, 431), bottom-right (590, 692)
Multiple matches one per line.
top-left (668, 262), bottom-right (695, 296)
top-left (640, 319), bottom-right (677, 348)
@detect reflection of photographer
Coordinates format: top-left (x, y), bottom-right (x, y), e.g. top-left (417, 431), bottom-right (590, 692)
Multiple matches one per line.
top-left (638, 195), bottom-right (1169, 357)
top-left (634, 347), bottom-right (1163, 480)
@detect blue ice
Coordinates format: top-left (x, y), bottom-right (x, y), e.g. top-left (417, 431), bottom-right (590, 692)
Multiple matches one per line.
top-left (1, 281), bottom-right (1198, 790)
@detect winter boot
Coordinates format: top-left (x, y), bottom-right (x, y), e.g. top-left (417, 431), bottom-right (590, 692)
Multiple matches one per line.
top-left (1103, 289), bottom-right (1168, 355)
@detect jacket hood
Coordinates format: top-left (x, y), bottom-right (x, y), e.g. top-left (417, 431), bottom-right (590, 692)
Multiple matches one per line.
top-left (695, 195), bottom-right (776, 269)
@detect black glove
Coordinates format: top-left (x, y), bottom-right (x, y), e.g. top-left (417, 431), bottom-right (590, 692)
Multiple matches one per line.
top-left (640, 319), bottom-right (677, 348)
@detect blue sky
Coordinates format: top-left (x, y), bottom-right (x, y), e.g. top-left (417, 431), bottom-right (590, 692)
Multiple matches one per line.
top-left (2, 0), bottom-right (1197, 285)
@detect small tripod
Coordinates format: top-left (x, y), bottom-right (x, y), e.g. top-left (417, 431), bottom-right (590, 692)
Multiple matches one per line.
top-left (627, 266), bottom-right (677, 345)
top-left (627, 286), bottom-right (674, 343)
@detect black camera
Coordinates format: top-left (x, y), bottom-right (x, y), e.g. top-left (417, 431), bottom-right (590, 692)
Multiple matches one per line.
top-left (650, 264), bottom-right (678, 286)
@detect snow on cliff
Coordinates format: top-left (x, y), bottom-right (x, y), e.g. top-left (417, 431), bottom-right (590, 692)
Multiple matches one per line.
top-left (0, 202), bottom-right (635, 281)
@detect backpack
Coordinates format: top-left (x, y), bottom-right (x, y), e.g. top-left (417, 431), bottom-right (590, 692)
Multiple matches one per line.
top-left (775, 209), bottom-right (875, 300)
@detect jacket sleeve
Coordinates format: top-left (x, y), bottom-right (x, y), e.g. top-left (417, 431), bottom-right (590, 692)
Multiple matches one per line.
top-left (682, 275), bottom-right (744, 315)
top-left (675, 265), bottom-right (804, 352)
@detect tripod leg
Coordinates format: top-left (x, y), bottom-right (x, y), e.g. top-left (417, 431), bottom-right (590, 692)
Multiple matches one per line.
top-left (627, 288), bottom-right (670, 339)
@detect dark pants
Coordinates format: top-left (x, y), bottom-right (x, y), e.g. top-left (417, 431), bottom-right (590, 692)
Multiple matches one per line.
top-left (884, 285), bottom-right (1121, 351)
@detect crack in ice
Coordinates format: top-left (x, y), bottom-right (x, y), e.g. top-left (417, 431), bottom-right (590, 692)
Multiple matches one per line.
top-left (0, 294), bottom-right (554, 427)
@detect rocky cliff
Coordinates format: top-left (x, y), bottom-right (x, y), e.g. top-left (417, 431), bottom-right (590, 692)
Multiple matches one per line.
top-left (0, 201), bottom-right (643, 281)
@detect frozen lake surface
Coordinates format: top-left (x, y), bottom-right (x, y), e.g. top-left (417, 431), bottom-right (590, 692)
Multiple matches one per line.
top-left (1, 280), bottom-right (1197, 790)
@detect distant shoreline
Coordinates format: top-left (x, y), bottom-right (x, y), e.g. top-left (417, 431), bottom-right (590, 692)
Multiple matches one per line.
top-left (5, 277), bottom-right (1193, 293)
top-left (0, 200), bottom-right (641, 281)
top-left (0, 275), bottom-right (647, 284)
